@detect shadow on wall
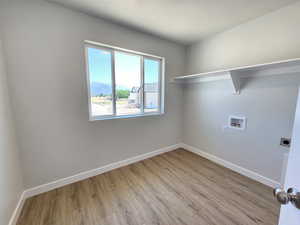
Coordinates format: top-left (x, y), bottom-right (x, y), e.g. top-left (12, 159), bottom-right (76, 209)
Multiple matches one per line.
top-left (239, 73), bottom-right (300, 90)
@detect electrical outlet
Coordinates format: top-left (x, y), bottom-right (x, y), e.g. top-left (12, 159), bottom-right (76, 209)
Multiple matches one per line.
top-left (280, 138), bottom-right (291, 148)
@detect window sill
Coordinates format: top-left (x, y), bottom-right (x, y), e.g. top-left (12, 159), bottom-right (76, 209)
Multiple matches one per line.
top-left (89, 112), bottom-right (164, 121)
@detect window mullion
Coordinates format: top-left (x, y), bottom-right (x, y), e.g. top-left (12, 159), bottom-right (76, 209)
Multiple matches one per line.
top-left (140, 56), bottom-right (144, 114)
top-left (111, 50), bottom-right (117, 115)
top-left (159, 58), bottom-right (164, 114)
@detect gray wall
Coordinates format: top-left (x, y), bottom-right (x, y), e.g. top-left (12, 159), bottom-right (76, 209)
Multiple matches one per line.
top-left (0, 0), bottom-right (185, 188)
top-left (183, 75), bottom-right (299, 182)
top-left (1, 0), bottom-right (298, 192)
top-left (186, 2), bottom-right (300, 74)
top-left (0, 38), bottom-right (24, 225)
top-left (184, 1), bottom-right (300, 182)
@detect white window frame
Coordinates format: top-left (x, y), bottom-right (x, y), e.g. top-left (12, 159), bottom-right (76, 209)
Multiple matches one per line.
top-left (84, 40), bottom-right (165, 121)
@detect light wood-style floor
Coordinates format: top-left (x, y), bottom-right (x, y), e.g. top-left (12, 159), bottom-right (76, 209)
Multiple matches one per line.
top-left (17, 149), bottom-right (280, 225)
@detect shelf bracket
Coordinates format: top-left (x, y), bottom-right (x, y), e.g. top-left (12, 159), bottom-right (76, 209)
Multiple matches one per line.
top-left (229, 71), bottom-right (240, 95)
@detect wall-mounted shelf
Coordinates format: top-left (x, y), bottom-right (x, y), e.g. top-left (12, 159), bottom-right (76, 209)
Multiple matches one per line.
top-left (171, 58), bottom-right (300, 94)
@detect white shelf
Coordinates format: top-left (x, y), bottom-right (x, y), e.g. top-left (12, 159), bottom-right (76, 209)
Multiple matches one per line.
top-left (171, 58), bottom-right (300, 94)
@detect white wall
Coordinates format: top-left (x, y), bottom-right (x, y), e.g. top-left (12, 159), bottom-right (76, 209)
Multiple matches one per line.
top-left (184, 2), bottom-right (300, 182)
top-left (0, 37), bottom-right (24, 225)
top-left (0, 0), bottom-right (185, 188)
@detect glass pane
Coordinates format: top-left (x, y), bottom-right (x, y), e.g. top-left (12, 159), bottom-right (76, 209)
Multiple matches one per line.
top-left (115, 51), bottom-right (141, 115)
top-left (144, 59), bottom-right (160, 113)
top-left (87, 47), bottom-right (113, 117)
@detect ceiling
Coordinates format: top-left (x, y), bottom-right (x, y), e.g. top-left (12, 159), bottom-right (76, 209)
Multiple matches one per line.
top-left (48, 0), bottom-right (299, 44)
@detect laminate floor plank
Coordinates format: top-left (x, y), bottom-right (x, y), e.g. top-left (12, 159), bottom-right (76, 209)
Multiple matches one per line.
top-left (17, 149), bottom-right (280, 225)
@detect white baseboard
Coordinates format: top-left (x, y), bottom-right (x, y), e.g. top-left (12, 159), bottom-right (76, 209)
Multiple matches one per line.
top-left (22, 142), bottom-right (279, 199)
top-left (23, 143), bottom-right (181, 199)
top-left (180, 143), bottom-right (280, 188)
top-left (8, 191), bottom-right (26, 225)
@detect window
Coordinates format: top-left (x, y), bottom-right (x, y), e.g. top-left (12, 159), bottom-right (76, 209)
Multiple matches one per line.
top-left (85, 41), bottom-right (165, 121)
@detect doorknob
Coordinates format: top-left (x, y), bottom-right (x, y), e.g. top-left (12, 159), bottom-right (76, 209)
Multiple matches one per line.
top-left (273, 187), bottom-right (300, 209)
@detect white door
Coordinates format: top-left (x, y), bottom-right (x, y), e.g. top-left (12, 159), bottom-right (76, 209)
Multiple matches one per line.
top-left (276, 88), bottom-right (300, 225)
